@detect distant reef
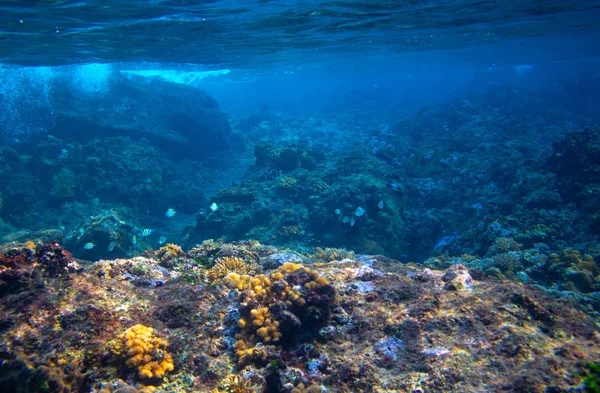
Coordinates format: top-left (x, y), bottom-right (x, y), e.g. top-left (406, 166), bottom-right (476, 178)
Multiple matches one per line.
top-left (0, 83), bottom-right (599, 282)
top-left (48, 74), bottom-right (233, 160)
top-left (0, 240), bottom-right (598, 393)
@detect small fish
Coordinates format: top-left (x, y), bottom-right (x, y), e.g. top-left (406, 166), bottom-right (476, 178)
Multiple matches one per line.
top-left (83, 242), bottom-right (95, 250)
top-left (165, 208), bottom-right (177, 218)
top-left (158, 236), bottom-right (167, 245)
top-left (350, 217), bottom-right (356, 227)
top-left (108, 241), bottom-right (116, 252)
top-left (335, 209), bottom-right (341, 215)
top-left (354, 207), bottom-right (366, 217)
top-left (342, 216), bottom-right (350, 224)
top-left (132, 235), bottom-right (137, 245)
top-left (78, 227), bottom-right (85, 236)
top-left (378, 200), bottom-right (384, 209)
top-left (140, 228), bottom-right (153, 237)
top-left (210, 202), bottom-right (218, 212)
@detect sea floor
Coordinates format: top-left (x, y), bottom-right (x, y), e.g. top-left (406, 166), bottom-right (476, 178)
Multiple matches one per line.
top-left (0, 240), bottom-right (598, 393)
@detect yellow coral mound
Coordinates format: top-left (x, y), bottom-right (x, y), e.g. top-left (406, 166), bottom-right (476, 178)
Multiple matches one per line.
top-left (222, 262), bottom-right (333, 366)
top-left (121, 324), bottom-right (174, 379)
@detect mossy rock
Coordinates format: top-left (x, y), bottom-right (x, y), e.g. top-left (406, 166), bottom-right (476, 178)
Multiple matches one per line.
top-left (565, 267), bottom-right (596, 293)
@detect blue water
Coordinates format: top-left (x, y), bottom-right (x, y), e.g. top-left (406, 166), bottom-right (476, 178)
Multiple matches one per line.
top-left (1, 0), bottom-right (599, 67)
top-left (1, 0), bottom-right (600, 262)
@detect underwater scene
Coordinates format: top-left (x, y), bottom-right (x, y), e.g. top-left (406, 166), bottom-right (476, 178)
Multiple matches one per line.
top-left (1, 1), bottom-right (600, 392)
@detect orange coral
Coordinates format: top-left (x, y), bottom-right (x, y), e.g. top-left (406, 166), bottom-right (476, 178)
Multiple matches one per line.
top-left (120, 324), bottom-right (174, 379)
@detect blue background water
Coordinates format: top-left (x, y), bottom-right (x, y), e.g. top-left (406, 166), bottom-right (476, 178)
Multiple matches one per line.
top-left (0, 0), bottom-right (600, 263)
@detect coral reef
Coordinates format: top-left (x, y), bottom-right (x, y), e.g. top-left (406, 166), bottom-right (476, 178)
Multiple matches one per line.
top-left (1, 82), bottom-right (599, 270)
top-left (1, 78), bottom-right (600, 393)
top-left (1, 240), bottom-right (596, 393)
top-left (0, 241), bottom-right (80, 296)
top-left (224, 262), bottom-right (335, 366)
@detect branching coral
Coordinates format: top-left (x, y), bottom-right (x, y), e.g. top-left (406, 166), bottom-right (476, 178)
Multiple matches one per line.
top-left (492, 252), bottom-right (522, 272)
top-left (206, 256), bottom-right (259, 283)
top-left (212, 374), bottom-right (257, 393)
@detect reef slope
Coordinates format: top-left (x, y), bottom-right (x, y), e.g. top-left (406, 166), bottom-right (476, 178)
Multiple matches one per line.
top-left (0, 241), bottom-right (598, 393)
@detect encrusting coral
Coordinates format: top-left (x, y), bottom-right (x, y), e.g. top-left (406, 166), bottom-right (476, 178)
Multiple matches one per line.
top-left (119, 324), bottom-right (174, 379)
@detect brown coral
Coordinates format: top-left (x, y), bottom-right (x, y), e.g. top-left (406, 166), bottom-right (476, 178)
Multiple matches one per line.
top-left (206, 256), bottom-right (259, 283)
top-left (212, 374), bottom-right (257, 393)
top-left (314, 247), bottom-right (355, 262)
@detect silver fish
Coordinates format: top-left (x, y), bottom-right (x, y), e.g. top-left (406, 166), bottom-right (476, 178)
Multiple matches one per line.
top-left (210, 202), bottom-right (218, 212)
top-left (140, 228), bottom-right (153, 237)
top-left (165, 208), bottom-right (176, 218)
top-left (83, 242), bottom-right (95, 250)
top-left (378, 200), bottom-right (384, 209)
top-left (108, 241), bottom-right (116, 252)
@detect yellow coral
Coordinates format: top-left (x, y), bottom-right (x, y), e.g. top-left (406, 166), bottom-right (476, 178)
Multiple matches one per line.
top-left (207, 257), bottom-right (258, 283)
top-left (223, 262), bottom-right (331, 363)
top-left (120, 324), bottom-right (174, 379)
top-left (280, 262), bottom-right (305, 273)
top-left (156, 243), bottom-right (185, 259)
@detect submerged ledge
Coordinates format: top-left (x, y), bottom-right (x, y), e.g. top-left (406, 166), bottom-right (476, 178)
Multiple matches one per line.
top-left (0, 240), bottom-right (598, 393)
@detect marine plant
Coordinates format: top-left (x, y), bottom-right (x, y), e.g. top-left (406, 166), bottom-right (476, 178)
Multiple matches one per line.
top-left (583, 362), bottom-right (600, 393)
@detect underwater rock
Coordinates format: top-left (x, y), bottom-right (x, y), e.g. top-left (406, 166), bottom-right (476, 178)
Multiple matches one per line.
top-left (64, 209), bottom-right (136, 260)
top-left (261, 252), bottom-right (304, 270)
top-left (0, 241), bottom-right (80, 297)
top-left (0, 352), bottom-right (90, 393)
top-left (89, 256), bottom-right (170, 287)
top-left (253, 141), bottom-right (319, 173)
top-left (2, 229), bottom-right (64, 244)
top-left (441, 263), bottom-right (473, 291)
top-left (49, 77), bottom-right (232, 160)
top-left (548, 126), bottom-right (600, 184)
top-left (1, 241), bottom-right (600, 393)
